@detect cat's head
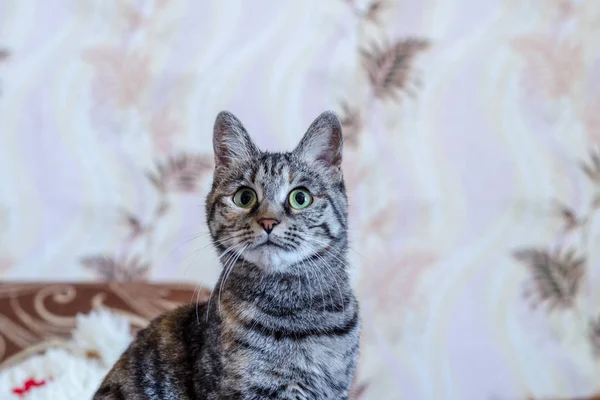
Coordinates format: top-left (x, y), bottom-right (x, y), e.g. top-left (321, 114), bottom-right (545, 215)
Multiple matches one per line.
top-left (205, 111), bottom-right (348, 272)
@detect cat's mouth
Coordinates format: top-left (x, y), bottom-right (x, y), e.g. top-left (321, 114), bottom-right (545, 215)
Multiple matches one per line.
top-left (254, 237), bottom-right (286, 250)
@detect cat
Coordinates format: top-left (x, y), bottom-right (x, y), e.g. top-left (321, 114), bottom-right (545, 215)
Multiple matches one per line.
top-left (93, 110), bottom-right (360, 400)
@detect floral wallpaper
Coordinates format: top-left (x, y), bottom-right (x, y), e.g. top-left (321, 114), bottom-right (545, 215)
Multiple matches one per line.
top-left (1, 0), bottom-right (600, 398)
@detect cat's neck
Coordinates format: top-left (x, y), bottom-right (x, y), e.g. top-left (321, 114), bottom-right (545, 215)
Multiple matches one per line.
top-left (216, 252), bottom-right (351, 314)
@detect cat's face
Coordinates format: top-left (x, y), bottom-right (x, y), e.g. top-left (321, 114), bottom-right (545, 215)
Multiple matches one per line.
top-left (206, 111), bottom-right (348, 272)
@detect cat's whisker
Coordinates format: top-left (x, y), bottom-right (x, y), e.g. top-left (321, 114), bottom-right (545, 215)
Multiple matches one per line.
top-left (304, 236), bottom-right (350, 268)
top-left (189, 283), bottom-right (201, 307)
top-left (163, 231), bottom-right (212, 262)
top-left (310, 230), bottom-right (366, 261)
top-left (303, 238), bottom-right (344, 270)
top-left (245, 261), bottom-right (268, 335)
top-left (303, 242), bottom-right (346, 315)
top-left (288, 259), bottom-right (312, 305)
top-left (302, 256), bottom-right (327, 311)
top-left (217, 244), bottom-right (249, 315)
top-left (195, 281), bottom-right (204, 325)
top-left (204, 241), bottom-right (247, 323)
top-left (308, 257), bottom-right (334, 311)
top-left (348, 245), bottom-right (367, 261)
top-left (295, 263), bottom-right (304, 298)
top-left (281, 248), bottom-right (317, 306)
top-left (181, 236), bottom-right (234, 263)
top-left (181, 236), bottom-right (239, 281)
top-left (162, 230), bottom-right (241, 267)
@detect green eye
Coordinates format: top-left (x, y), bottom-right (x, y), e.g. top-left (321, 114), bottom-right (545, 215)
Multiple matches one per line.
top-left (288, 188), bottom-right (313, 209)
top-left (233, 188), bottom-right (257, 208)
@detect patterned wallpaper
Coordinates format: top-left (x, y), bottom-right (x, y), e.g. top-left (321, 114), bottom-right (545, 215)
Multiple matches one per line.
top-left (1, 0), bottom-right (600, 398)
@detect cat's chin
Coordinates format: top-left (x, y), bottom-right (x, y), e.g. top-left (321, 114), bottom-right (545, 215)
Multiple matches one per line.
top-left (242, 247), bottom-right (302, 273)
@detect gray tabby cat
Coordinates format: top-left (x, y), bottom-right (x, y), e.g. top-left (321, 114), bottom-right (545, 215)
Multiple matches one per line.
top-left (93, 111), bottom-right (360, 400)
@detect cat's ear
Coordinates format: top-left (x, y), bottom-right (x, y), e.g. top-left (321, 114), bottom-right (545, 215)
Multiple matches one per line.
top-left (213, 111), bottom-right (259, 168)
top-left (294, 111), bottom-right (343, 170)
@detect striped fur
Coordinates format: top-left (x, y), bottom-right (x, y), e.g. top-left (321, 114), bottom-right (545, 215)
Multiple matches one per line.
top-left (93, 111), bottom-right (360, 399)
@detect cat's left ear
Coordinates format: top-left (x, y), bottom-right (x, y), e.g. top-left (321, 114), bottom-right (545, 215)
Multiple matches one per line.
top-left (294, 111), bottom-right (343, 174)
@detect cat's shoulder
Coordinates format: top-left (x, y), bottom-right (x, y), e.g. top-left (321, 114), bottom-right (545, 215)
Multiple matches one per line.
top-left (135, 302), bottom-right (209, 339)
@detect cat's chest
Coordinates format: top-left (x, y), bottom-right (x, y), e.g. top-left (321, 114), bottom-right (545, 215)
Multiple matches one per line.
top-left (218, 299), bottom-right (358, 397)
top-left (229, 339), bottom-right (346, 399)
top-left (225, 327), bottom-right (354, 388)
top-left (229, 329), bottom-right (348, 368)
top-left (282, 336), bottom-right (348, 371)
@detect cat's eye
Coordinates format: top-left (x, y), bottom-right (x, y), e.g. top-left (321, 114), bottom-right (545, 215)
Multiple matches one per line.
top-left (233, 188), bottom-right (257, 208)
top-left (288, 188), bottom-right (313, 210)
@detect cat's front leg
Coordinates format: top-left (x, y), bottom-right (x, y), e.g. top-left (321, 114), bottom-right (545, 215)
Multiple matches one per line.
top-left (275, 383), bottom-right (347, 400)
top-left (278, 384), bottom-right (311, 400)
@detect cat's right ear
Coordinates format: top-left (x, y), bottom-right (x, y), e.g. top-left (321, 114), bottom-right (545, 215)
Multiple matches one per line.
top-left (213, 111), bottom-right (259, 168)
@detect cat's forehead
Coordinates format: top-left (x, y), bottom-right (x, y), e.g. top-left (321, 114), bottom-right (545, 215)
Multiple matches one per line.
top-left (219, 153), bottom-right (324, 193)
top-left (253, 154), bottom-right (301, 194)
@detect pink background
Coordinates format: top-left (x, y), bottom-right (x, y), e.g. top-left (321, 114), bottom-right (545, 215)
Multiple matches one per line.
top-left (1, 0), bottom-right (600, 398)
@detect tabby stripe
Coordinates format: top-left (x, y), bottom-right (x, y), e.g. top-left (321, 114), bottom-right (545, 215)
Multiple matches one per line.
top-left (94, 386), bottom-right (111, 398)
top-left (309, 223), bottom-right (336, 240)
top-left (255, 292), bottom-right (347, 315)
top-left (250, 164), bottom-right (259, 184)
top-left (182, 310), bottom-right (200, 399)
top-left (336, 180), bottom-right (347, 196)
top-left (255, 303), bottom-right (301, 317)
top-left (207, 195), bottom-right (222, 225)
top-left (151, 341), bottom-right (163, 399)
top-left (233, 337), bottom-right (267, 354)
top-left (113, 386), bottom-right (126, 400)
top-left (341, 342), bottom-right (359, 358)
top-left (133, 339), bottom-right (158, 399)
top-left (268, 158), bottom-right (276, 176)
top-left (249, 384), bottom-right (282, 397)
top-left (244, 310), bottom-right (358, 340)
top-left (152, 330), bottom-right (169, 400)
top-left (344, 360), bottom-right (356, 376)
top-left (276, 160), bottom-right (285, 177)
top-left (283, 203), bottom-right (294, 217)
top-left (326, 196), bottom-right (346, 228)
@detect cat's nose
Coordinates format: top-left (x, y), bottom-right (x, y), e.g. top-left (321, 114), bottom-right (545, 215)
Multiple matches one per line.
top-left (257, 218), bottom-right (280, 234)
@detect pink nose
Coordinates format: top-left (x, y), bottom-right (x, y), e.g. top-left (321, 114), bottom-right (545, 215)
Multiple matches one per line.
top-left (258, 218), bottom-right (280, 234)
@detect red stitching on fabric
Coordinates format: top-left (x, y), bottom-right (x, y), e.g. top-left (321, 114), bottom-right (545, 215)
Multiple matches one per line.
top-left (11, 377), bottom-right (49, 397)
